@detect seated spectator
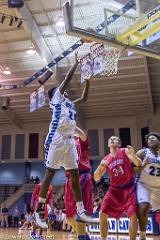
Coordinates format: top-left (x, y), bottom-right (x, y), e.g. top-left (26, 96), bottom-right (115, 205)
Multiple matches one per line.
top-left (30, 176), bottom-right (34, 184)
top-left (34, 176), bottom-right (40, 184)
top-left (48, 209), bottom-right (56, 231)
top-left (20, 211), bottom-right (32, 229)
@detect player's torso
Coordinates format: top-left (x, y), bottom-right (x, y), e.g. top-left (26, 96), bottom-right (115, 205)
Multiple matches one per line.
top-left (49, 90), bottom-right (77, 138)
top-left (106, 148), bottom-right (134, 187)
top-left (139, 148), bottom-right (160, 187)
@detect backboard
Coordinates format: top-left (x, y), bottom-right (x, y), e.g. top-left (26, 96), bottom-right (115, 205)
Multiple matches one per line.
top-left (63, 0), bottom-right (160, 59)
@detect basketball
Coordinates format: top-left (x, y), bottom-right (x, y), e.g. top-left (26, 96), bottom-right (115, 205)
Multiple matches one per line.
top-left (83, 27), bottom-right (96, 43)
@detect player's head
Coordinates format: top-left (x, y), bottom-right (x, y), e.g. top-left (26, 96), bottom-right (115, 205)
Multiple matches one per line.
top-left (48, 87), bottom-right (57, 101)
top-left (108, 136), bottom-right (121, 148)
top-left (145, 132), bottom-right (160, 148)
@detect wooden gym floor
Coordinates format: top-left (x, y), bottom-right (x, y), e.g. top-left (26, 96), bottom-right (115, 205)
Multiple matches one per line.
top-left (0, 228), bottom-right (159, 240)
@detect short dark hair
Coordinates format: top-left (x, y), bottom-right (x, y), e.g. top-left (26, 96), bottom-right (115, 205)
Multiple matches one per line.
top-left (48, 87), bottom-right (57, 101)
top-left (145, 132), bottom-right (160, 143)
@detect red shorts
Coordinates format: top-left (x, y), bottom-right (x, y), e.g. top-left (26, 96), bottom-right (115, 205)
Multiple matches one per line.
top-left (156, 212), bottom-right (160, 223)
top-left (101, 184), bottom-right (137, 219)
top-left (64, 173), bottom-right (93, 218)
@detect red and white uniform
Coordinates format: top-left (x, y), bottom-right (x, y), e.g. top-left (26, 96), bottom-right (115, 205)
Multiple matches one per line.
top-left (101, 148), bottom-right (137, 219)
top-left (64, 137), bottom-right (93, 218)
top-left (31, 183), bottom-right (53, 219)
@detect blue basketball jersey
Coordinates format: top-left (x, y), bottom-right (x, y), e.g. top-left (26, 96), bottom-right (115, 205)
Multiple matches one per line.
top-left (138, 148), bottom-right (160, 187)
top-left (45, 88), bottom-right (76, 148)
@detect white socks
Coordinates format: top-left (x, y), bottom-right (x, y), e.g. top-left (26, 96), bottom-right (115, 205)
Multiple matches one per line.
top-left (76, 201), bottom-right (85, 214)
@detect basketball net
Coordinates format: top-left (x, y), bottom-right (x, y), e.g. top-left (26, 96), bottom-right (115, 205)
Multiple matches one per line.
top-left (79, 43), bottom-right (122, 83)
top-left (90, 43), bottom-right (122, 77)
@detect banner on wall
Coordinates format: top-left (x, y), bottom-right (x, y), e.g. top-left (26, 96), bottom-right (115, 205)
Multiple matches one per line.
top-left (38, 86), bottom-right (45, 109)
top-left (30, 91), bottom-right (37, 113)
top-left (89, 217), bottom-right (153, 234)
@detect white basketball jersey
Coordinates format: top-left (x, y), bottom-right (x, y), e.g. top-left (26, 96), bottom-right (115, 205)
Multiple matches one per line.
top-left (45, 88), bottom-right (76, 147)
top-left (139, 148), bottom-right (160, 187)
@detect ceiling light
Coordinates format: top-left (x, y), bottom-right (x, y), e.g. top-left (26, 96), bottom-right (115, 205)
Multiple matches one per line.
top-left (9, 17), bottom-right (14, 26)
top-left (17, 19), bottom-right (23, 28)
top-left (0, 14), bottom-right (5, 23)
top-left (27, 45), bottom-right (36, 55)
top-left (56, 16), bottom-right (65, 27)
top-left (3, 67), bottom-right (11, 75)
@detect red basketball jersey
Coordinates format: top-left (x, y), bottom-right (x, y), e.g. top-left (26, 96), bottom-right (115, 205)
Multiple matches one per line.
top-left (76, 137), bottom-right (91, 172)
top-left (104, 148), bottom-right (134, 187)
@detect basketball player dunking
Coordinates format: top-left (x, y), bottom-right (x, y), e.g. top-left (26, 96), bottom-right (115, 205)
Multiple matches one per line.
top-left (94, 136), bottom-right (141, 240)
top-left (35, 53), bottom-right (96, 229)
top-left (64, 126), bottom-right (93, 240)
top-left (136, 132), bottom-right (160, 240)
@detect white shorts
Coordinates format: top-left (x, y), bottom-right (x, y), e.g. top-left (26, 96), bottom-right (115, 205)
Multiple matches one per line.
top-left (45, 137), bottom-right (78, 170)
top-left (137, 182), bottom-right (160, 211)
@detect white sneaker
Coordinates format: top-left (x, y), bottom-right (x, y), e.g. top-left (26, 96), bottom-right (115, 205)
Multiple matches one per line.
top-left (34, 212), bottom-right (48, 229)
top-left (76, 211), bottom-right (98, 224)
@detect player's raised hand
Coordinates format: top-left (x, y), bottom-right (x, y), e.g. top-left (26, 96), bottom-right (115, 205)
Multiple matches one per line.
top-left (126, 145), bottom-right (135, 155)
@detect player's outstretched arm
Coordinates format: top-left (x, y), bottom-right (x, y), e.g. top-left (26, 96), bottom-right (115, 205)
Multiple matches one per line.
top-left (125, 145), bottom-right (142, 167)
top-left (75, 126), bottom-right (87, 141)
top-left (73, 79), bottom-right (90, 104)
top-left (94, 159), bottom-right (107, 182)
top-left (134, 149), bottom-right (149, 173)
top-left (59, 53), bottom-right (78, 94)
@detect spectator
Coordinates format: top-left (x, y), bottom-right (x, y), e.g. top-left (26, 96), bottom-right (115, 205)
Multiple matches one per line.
top-left (20, 211), bottom-right (32, 229)
top-left (34, 176), bottom-right (40, 184)
top-left (48, 209), bottom-right (56, 231)
top-left (12, 206), bottom-right (20, 228)
top-left (30, 176), bottom-right (34, 184)
top-left (1, 204), bottom-right (8, 227)
top-left (14, 186), bottom-right (18, 193)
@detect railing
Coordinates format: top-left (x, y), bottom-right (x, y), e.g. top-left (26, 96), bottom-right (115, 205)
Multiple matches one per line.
top-left (1, 184), bottom-right (35, 208)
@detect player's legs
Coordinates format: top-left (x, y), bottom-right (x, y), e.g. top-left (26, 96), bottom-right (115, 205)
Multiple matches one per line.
top-left (137, 182), bottom-right (151, 240)
top-left (100, 212), bottom-right (108, 239)
top-left (69, 169), bottom-right (83, 202)
top-left (129, 214), bottom-right (138, 240)
top-left (68, 217), bottom-right (77, 232)
top-left (65, 147), bottom-right (97, 224)
top-left (35, 168), bottom-right (56, 227)
top-left (76, 222), bottom-right (87, 240)
top-left (68, 217), bottom-right (89, 240)
top-left (30, 222), bottom-right (38, 239)
top-left (35, 143), bottom-right (62, 229)
top-left (39, 228), bottom-right (44, 240)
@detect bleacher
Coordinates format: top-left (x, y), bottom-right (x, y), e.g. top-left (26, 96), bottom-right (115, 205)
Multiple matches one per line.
top-left (0, 185), bottom-right (21, 205)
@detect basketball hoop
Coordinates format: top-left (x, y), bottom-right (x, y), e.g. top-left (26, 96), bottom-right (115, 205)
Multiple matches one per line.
top-left (103, 47), bottom-right (122, 76)
top-left (90, 43), bottom-right (122, 77)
